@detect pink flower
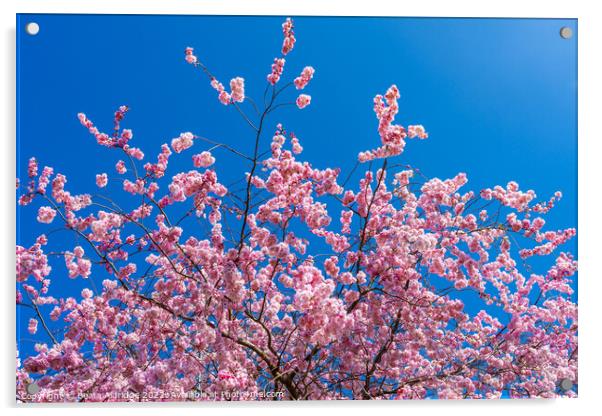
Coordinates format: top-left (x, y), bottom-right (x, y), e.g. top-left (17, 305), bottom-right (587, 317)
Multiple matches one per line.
top-left (184, 46), bottom-right (197, 64)
top-left (192, 151), bottom-right (215, 168)
top-left (36, 206), bottom-right (57, 224)
top-left (115, 160), bottom-right (127, 174)
top-left (267, 58), bottom-right (285, 85)
top-left (37, 166), bottom-right (54, 194)
top-left (123, 179), bottom-right (145, 195)
top-left (28, 157), bottom-right (38, 178)
top-left (281, 18), bottom-right (296, 55)
top-left (78, 106), bottom-right (133, 148)
top-left (294, 66), bottom-right (315, 89)
top-left (124, 145), bottom-right (144, 160)
top-left (124, 332), bottom-right (140, 346)
top-left (412, 233), bottom-right (437, 253)
top-left (218, 91), bottom-right (231, 105)
top-left (296, 94), bottom-right (311, 109)
top-left (408, 124), bottom-right (428, 139)
top-left (171, 132), bottom-right (194, 153)
top-left (16, 238), bottom-right (51, 283)
top-left (357, 84), bottom-right (428, 162)
top-left (229, 77), bottom-right (245, 103)
top-left (211, 78), bottom-right (225, 93)
top-left (28, 318), bottom-right (38, 335)
top-left (65, 246), bottom-right (91, 279)
top-left (95, 173), bottom-right (108, 188)
top-left (145, 144), bottom-right (172, 179)
top-left (291, 136), bottom-right (303, 154)
top-left (207, 76), bottom-right (244, 105)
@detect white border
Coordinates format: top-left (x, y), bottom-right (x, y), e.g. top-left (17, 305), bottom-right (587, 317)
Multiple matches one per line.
top-left (2, 1), bottom-right (600, 415)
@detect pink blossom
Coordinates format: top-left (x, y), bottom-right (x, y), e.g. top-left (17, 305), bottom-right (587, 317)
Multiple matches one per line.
top-left (95, 173), bottom-right (108, 188)
top-left (37, 166), bottom-right (54, 194)
top-left (145, 143), bottom-right (172, 179)
top-left (296, 94), bottom-right (311, 109)
top-left (28, 157), bottom-right (38, 178)
top-left (294, 66), bottom-right (315, 89)
top-left (115, 160), bottom-right (127, 174)
top-left (124, 332), bottom-right (139, 346)
top-left (229, 77), bottom-right (245, 103)
top-left (267, 58), bottom-right (285, 85)
top-left (291, 135), bottom-right (303, 154)
top-left (171, 132), bottom-right (194, 153)
top-left (28, 318), bottom-right (38, 335)
top-left (78, 106), bottom-right (133, 148)
top-left (207, 76), bottom-right (245, 105)
top-left (184, 46), bottom-right (197, 64)
top-left (16, 237), bottom-right (51, 283)
top-left (192, 151), bottom-right (215, 168)
top-left (36, 206), bottom-right (57, 224)
top-left (211, 78), bottom-right (225, 93)
top-left (412, 233), bottom-right (437, 253)
top-left (65, 246), bottom-right (91, 279)
top-left (123, 179), bottom-right (145, 195)
top-left (124, 144), bottom-right (144, 160)
top-left (281, 18), bottom-right (296, 55)
top-left (358, 84), bottom-right (428, 162)
top-left (218, 90), bottom-right (231, 105)
top-left (408, 124), bottom-right (428, 139)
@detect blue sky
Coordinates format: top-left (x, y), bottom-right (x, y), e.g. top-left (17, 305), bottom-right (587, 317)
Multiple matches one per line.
top-left (17, 14), bottom-right (577, 368)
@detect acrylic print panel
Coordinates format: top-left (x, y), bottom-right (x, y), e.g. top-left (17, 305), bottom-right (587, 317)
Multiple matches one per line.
top-left (16, 14), bottom-right (577, 402)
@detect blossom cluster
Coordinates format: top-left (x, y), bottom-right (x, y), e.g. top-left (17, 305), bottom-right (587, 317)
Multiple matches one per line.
top-left (265, 18), bottom-right (313, 108)
top-left (185, 47), bottom-right (245, 105)
top-left (358, 85), bottom-right (428, 162)
top-left (294, 66), bottom-right (315, 89)
top-left (281, 18), bottom-right (296, 55)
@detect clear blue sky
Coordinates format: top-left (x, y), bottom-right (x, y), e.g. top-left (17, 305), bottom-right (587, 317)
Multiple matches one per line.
top-left (17, 14), bottom-right (577, 363)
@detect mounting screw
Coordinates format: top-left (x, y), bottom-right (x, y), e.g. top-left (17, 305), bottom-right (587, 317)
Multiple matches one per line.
top-left (559, 378), bottom-right (573, 392)
top-left (25, 382), bottom-right (40, 395)
top-left (25, 22), bottom-right (40, 36)
top-left (560, 27), bottom-right (573, 39)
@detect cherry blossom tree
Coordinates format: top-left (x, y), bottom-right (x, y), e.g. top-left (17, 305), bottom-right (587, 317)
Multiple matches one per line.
top-left (16, 17), bottom-right (577, 401)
